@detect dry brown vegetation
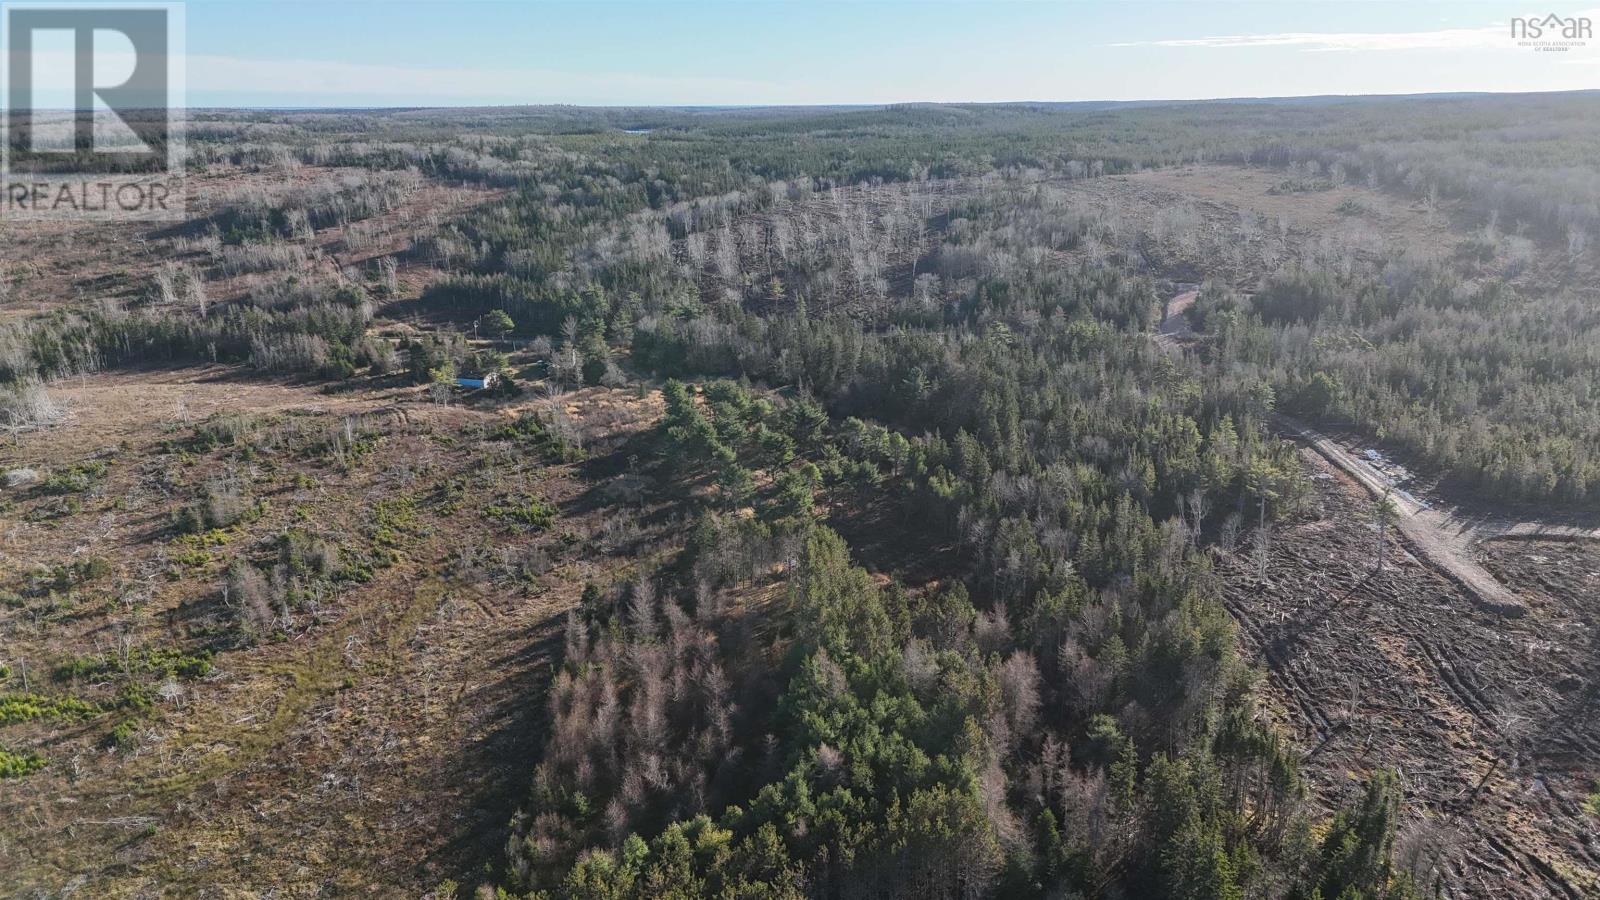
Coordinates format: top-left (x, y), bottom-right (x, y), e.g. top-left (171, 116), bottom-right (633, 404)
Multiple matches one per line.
top-left (1083, 163), bottom-right (1600, 899)
top-left (1063, 164), bottom-right (1598, 297)
top-left (3, 97), bottom-right (1599, 898)
top-left (0, 366), bottom-right (667, 894)
top-left (0, 162), bottom-right (501, 327)
top-left (1219, 449), bottom-right (1600, 899)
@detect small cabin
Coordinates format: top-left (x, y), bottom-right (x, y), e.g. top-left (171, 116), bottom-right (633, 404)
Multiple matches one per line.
top-left (454, 373), bottom-right (500, 390)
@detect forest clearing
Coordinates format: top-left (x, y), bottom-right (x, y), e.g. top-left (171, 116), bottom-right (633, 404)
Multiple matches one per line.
top-left (3, 91), bottom-right (1600, 898)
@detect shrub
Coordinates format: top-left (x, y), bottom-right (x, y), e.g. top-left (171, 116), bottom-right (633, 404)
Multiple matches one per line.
top-left (224, 559), bottom-right (276, 642)
top-left (1456, 236), bottom-right (1497, 263)
top-left (106, 720), bottom-right (139, 751)
top-left (1266, 176), bottom-right (1333, 194)
top-left (278, 528), bottom-right (339, 576)
top-left (487, 413), bottom-right (583, 463)
top-left (0, 747), bottom-right (45, 778)
top-left (185, 414), bottom-right (261, 452)
top-left (0, 692), bottom-right (99, 725)
top-left (54, 656), bottom-right (104, 681)
top-left (37, 556), bottom-right (114, 592)
top-left (218, 241), bottom-right (308, 276)
top-left (39, 461), bottom-right (108, 495)
top-left (0, 381), bottom-right (64, 430)
top-left (171, 505), bottom-right (204, 534)
top-left (485, 494), bottom-right (558, 531)
top-left (174, 481), bottom-right (257, 533)
top-left (55, 647), bottom-right (213, 682)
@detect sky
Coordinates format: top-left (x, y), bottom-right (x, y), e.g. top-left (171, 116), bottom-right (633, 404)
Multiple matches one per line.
top-left (23, 0), bottom-right (1600, 107)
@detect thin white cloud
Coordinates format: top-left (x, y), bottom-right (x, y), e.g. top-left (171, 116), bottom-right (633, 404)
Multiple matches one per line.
top-left (1112, 10), bottom-right (1600, 53)
top-left (13, 47), bottom-right (789, 106)
top-left (186, 54), bottom-right (790, 104)
top-left (1113, 25), bottom-right (1503, 52)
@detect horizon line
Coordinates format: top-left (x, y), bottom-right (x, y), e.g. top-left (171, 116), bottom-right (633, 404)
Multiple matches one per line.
top-left (161, 85), bottom-right (1600, 113)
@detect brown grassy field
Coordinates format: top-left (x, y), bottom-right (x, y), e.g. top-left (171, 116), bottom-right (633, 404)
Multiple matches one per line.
top-left (1061, 164), bottom-right (1597, 296)
top-left (0, 163), bottom-right (502, 326)
top-left (1219, 450), bottom-right (1600, 899)
top-left (0, 367), bottom-right (668, 895)
top-left (4, 159), bottom-right (1598, 897)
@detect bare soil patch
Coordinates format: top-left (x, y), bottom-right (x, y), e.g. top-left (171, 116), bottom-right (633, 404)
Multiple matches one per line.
top-left (1060, 164), bottom-right (1596, 295)
top-left (0, 368), bottom-right (666, 896)
top-left (1219, 449), bottom-right (1600, 899)
top-left (0, 164), bottom-right (503, 327)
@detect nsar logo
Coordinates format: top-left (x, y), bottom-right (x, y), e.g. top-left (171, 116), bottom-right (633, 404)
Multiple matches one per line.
top-left (1510, 12), bottom-right (1593, 50)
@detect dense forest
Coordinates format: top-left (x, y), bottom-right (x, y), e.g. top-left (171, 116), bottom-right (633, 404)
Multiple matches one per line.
top-left (8, 96), bottom-right (1599, 502)
top-left (4, 94), bottom-right (1598, 897)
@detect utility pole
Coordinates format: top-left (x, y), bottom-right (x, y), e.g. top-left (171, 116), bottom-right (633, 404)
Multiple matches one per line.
top-left (1249, 462), bottom-right (1275, 582)
top-left (1374, 488), bottom-right (1399, 573)
top-left (1256, 489), bottom-right (1269, 581)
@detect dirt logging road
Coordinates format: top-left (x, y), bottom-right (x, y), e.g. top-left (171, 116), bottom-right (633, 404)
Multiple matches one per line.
top-left (1150, 293), bottom-right (1594, 618)
top-left (1219, 437), bottom-right (1600, 899)
top-left (1156, 307), bottom-right (1600, 895)
top-left (1276, 417), bottom-right (1543, 617)
top-left (1149, 287), bottom-right (1599, 616)
top-left (1152, 287), bottom-right (1198, 352)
